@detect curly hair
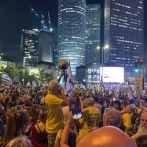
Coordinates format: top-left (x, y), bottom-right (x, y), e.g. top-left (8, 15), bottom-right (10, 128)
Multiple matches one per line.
top-left (29, 104), bottom-right (40, 120)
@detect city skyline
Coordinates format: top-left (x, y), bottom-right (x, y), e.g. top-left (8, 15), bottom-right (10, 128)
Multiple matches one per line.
top-left (104, 0), bottom-right (144, 80)
top-left (0, 0), bottom-right (147, 66)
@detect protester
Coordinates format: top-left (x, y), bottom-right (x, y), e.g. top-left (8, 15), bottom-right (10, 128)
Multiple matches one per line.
top-left (18, 101), bottom-right (25, 110)
top-left (76, 126), bottom-right (136, 147)
top-left (122, 105), bottom-right (134, 135)
top-left (0, 110), bottom-right (30, 146)
top-left (76, 98), bottom-right (102, 144)
top-left (5, 136), bottom-right (32, 147)
top-left (93, 96), bottom-right (102, 112)
top-left (132, 111), bottom-right (147, 141)
top-left (136, 135), bottom-right (147, 147)
top-left (45, 71), bottom-right (68, 147)
top-left (30, 110), bottom-right (48, 147)
top-left (103, 108), bottom-right (122, 127)
top-left (23, 99), bottom-right (31, 112)
top-left (29, 104), bottom-right (40, 125)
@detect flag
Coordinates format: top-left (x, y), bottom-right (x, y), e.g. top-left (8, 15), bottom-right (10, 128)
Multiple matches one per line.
top-left (2, 72), bottom-right (12, 84)
top-left (98, 85), bottom-right (100, 92)
top-left (32, 81), bottom-right (37, 87)
top-left (61, 61), bottom-right (74, 95)
top-left (128, 84), bottom-right (136, 107)
top-left (27, 82), bottom-right (30, 86)
top-left (109, 86), bottom-right (112, 94)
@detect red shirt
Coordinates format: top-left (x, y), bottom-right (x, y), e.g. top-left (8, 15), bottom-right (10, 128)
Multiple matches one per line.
top-left (31, 125), bottom-right (48, 147)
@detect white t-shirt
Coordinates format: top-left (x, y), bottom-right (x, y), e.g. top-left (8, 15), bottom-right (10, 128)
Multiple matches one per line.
top-left (62, 106), bottom-right (69, 125)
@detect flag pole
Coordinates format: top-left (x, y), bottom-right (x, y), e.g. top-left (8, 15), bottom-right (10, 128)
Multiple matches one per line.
top-left (68, 60), bottom-right (72, 94)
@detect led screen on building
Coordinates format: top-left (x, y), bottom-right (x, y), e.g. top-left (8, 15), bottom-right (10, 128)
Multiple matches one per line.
top-left (100, 67), bottom-right (124, 83)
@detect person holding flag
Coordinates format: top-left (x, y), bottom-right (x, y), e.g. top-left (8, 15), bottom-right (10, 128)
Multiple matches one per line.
top-left (45, 71), bottom-right (69, 147)
top-left (61, 60), bottom-right (74, 95)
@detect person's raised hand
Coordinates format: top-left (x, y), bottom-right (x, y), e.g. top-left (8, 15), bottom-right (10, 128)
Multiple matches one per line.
top-left (61, 89), bottom-right (65, 96)
top-left (61, 71), bottom-right (64, 77)
top-left (66, 111), bottom-right (72, 124)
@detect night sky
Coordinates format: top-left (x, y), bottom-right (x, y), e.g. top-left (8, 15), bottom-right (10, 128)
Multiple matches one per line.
top-left (0, 0), bottom-right (146, 62)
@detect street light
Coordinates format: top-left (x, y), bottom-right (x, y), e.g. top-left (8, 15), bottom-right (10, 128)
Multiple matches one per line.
top-left (97, 46), bottom-right (100, 49)
top-left (99, 45), bottom-right (109, 85)
top-left (105, 45), bottom-right (109, 49)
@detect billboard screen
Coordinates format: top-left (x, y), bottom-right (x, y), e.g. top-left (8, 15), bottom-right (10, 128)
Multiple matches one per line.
top-left (100, 67), bottom-right (124, 83)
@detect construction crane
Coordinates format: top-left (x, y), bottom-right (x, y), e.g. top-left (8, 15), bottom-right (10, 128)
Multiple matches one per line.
top-left (28, 5), bottom-right (48, 31)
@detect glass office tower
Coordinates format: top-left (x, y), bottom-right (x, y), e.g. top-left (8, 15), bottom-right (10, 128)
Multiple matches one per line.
top-left (104, 0), bottom-right (144, 80)
top-left (85, 4), bottom-right (101, 65)
top-left (20, 29), bottom-right (39, 65)
top-left (58, 0), bottom-right (86, 74)
top-left (85, 4), bottom-right (101, 83)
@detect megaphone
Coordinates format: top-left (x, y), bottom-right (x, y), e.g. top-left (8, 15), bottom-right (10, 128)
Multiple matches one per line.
top-left (58, 60), bottom-right (69, 70)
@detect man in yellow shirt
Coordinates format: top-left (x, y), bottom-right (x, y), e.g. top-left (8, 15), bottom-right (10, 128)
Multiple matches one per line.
top-left (45, 71), bottom-right (69, 147)
top-left (122, 105), bottom-right (134, 135)
top-left (76, 98), bottom-right (102, 144)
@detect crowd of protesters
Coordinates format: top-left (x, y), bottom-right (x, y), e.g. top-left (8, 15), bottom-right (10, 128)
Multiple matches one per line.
top-left (0, 71), bottom-right (147, 147)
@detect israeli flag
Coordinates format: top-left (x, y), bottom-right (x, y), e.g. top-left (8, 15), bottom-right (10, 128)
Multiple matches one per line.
top-left (109, 87), bottom-right (112, 94)
top-left (61, 61), bottom-right (74, 95)
top-left (27, 82), bottom-right (30, 86)
top-left (32, 81), bottom-right (37, 87)
top-left (128, 84), bottom-right (136, 107)
top-left (2, 72), bottom-right (12, 84)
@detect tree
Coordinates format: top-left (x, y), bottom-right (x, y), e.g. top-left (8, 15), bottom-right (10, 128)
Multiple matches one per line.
top-left (45, 72), bottom-right (54, 83)
top-left (0, 64), bottom-right (24, 80)
top-left (37, 69), bottom-right (55, 84)
top-left (37, 69), bottom-right (47, 84)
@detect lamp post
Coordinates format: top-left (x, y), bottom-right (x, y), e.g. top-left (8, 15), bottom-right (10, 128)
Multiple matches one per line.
top-left (23, 55), bottom-right (31, 85)
top-left (97, 45), bottom-right (109, 85)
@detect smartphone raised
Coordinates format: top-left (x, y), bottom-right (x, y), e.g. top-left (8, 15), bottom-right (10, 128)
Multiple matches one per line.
top-left (70, 103), bottom-right (82, 119)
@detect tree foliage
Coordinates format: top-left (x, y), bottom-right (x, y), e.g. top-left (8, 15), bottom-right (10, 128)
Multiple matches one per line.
top-left (0, 64), bottom-right (55, 85)
top-left (0, 64), bottom-right (24, 80)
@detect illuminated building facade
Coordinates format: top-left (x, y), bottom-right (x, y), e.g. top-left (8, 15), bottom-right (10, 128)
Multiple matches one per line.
top-left (85, 4), bottom-right (101, 65)
top-left (104, 0), bottom-right (144, 80)
top-left (58, 0), bottom-right (86, 74)
top-left (85, 4), bottom-right (101, 83)
top-left (38, 31), bottom-right (54, 63)
top-left (20, 29), bottom-right (39, 65)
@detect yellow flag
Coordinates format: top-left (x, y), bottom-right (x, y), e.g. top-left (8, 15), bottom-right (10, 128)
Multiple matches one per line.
top-left (73, 85), bottom-right (75, 92)
top-left (90, 85), bottom-right (91, 89)
top-left (98, 85), bottom-right (100, 91)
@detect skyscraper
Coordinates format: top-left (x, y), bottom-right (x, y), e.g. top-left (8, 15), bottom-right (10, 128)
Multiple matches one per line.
top-left (104, 0), bottom-right (144, 80)
top-left (58, 0), bottom-right (86, 74)
top-left (38, 31), bottom-right (54, 63)
top-left (85, 4), bottom-right (101, 83)
top-left (20, 29), bottom-right (39, 65)
top-left (85, 4), bottom-right (101, 65)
